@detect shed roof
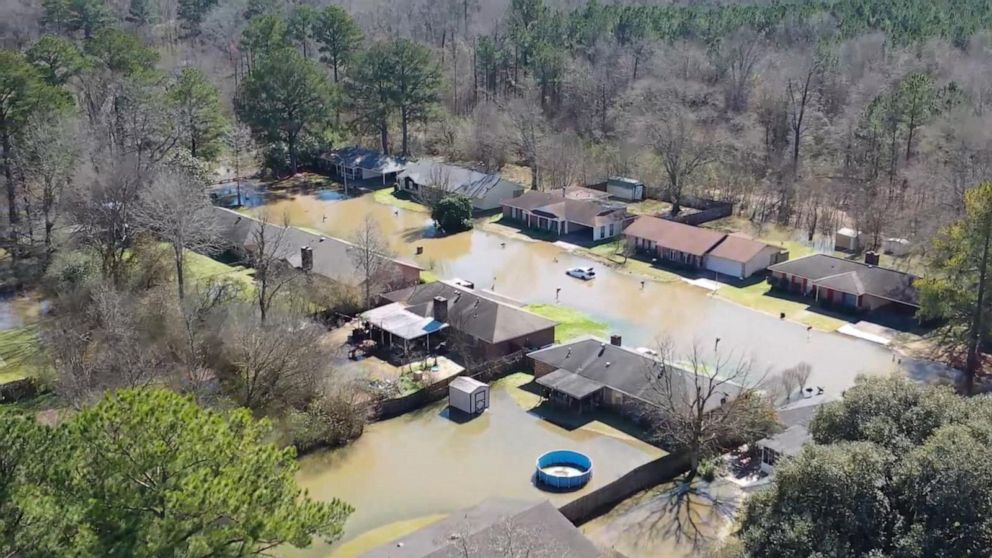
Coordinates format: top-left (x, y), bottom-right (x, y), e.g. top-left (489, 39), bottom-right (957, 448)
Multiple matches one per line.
top-left (768, 254), bottom-right (919, 307)
top-left (382, 281), bottom-right (556, 344)
top-left (449, 376), bottom-right (487, 393)
top-left (536, 368), bottom-right (605, 399)
top-left (623, 216), bottom-right (727, 257)
top-left (359, 498), bottom-right (600, 558)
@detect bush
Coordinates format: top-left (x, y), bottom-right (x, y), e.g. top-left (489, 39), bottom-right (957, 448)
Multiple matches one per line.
top-left (698, 457), bottom-right (719, 482)
top-left (285, 391), bottom-right (368, 453)
top-left (431, 194), bottom-right (474, 234)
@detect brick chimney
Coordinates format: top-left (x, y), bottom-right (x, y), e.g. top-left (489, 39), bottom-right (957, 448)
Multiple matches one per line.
top-left (433, 296), bottom-right (448, 323)
top-left (300, 246), bottom-right (313, 272)
top-left (610, 334), bottom-right (622, 346)
top-left (864, 251), bottom-right (880, 266)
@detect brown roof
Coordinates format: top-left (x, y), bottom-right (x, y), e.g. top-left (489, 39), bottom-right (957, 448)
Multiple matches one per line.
top-left (708, 234), bottom-right (780, 264)
top-left (623, 216), bottom-right (726, 257)
top-left (503, 189), bottom-right (626, 227)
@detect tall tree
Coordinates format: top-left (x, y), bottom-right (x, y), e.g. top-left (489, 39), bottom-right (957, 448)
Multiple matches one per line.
top-left (0, 388), bottom-right (352, 556)
top-left (918, 181), bottom-right (992, 394)
top-left (168, 67), bottom-right (227, 161)
top-left (390, 39), bottom-right (441, 156)
top-left (25, 35), bottom-right (87, 87)
top-left (287, 5), bottom-right (318, 59)
top-left (894, 72), bottom-right (938, 162)
top-left (649, 112), bottom-right (715, 215)
top-left (314, 5), bottom-right (363, 83)
top-left (225, 120), bottom-right (257, 206)
top-left (238, 48), bottom-right (334, 175)
top-left (65, 0), bottom-right (114, 38)
top-left (0, 50), bottom-right (68, 257)
top-left (128, 0), bottom-right (157, 26)
top-left (346, 45), bottom-right (395, 154)
top-left (240, 14), bottom-right (287, 74)
top-left (178, 0), bottom-right (219, 32)
top-left (347, 215), bottom-right (394, 309)
top-left (134, 161), bottom-right (219, 301)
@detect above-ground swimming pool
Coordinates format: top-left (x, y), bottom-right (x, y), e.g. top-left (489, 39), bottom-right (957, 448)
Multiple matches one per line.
top-left (536, 449), bottom-right (593, 490)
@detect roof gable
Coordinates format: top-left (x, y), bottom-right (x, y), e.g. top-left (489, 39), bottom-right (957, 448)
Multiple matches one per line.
top-left (768, 254), bottom-right (919, 306)
top-left (624, 216), bottom-right (727, 257)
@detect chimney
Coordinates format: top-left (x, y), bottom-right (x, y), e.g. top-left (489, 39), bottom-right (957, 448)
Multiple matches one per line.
top-left (864, 251), bottom-right (880, 266)
top-left (300, 246), bottom-right (313, 272)
top-left (610, 334), bottom-right (622, 347)
top-left (433, 296), bottom-right (448, 323)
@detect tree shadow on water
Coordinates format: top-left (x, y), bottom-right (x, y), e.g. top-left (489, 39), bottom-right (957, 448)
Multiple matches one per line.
top-left (635, 480), bottom-right (742, 555)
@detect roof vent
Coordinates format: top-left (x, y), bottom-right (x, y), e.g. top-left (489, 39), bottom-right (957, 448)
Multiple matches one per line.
top-left (605, 361), bottom-right (611, 367)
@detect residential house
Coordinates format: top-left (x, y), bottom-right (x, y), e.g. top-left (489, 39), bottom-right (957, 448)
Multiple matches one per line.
top-left (756, 401), bottom-right (823, 475)
top-left (377, 281), bottom-right (557, 360)
top-left (767, 253), bottom-right (920, 313)
top-left (360, 498), bottom-right (601, 558)
top-left (623, 215), bottom-right (785, 278)
top-left (317, 146), bottom-right (406, 184)
top-left (529, 335), bottom-right (739, 417)
top-left (501, 187), bottom-right (630, 241)
top-left (705, 234), bottom-right (788, 280)
top-left (606, 176), bottom-right (645, 201)
top-left (212, 206), bottom-right (421, 292)
top-left (397, 160), bottom-right (524, 211)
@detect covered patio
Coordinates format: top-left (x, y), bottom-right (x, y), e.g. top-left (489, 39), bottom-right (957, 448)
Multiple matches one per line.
top-left (361, 303), bottom-right (447, 361)
top-left (536, 368), bottom-right (604, 412)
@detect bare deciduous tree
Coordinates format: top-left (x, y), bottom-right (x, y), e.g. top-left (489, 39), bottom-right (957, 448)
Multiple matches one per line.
top-left (348, 215), bottom-right (394, 309)
top-left (649, 113), bottom-right (715, 215)
top-left (224, 120), bottom-right (257, 207)
top-left (643, 342), bottom-right (776, 483)
top-left (133, 161), bottom-right (219, 301)
top-left (248, 211), bottom-right (297, 324)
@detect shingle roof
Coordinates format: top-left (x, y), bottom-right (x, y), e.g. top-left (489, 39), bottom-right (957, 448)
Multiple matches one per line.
top-left (360, 498), bottom-right (601, 558)
top-left (506, 190), bottom-right (627, 227)
top-left (382, 281), bottom-right (556, 344)
top-left (707, 234), bottom-right (781, 264)
top-left (321, 146), bottom-right (407, 174)
top-left (768, 254), bottom-right (919, 306)
top-left (398, 160), bottom-right (523, 208)
top-left (529, 337), bottom-right (739, 410)
top-left (623, 216), bottom-right (727, 257)
top-left (536, 368), bottom-right (605, 399)
top-left (212, 207), bottom-right (421, 287)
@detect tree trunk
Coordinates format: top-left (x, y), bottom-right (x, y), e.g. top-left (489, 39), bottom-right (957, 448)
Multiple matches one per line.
top-left (288, 133), bottom-right (298, 175)
top-left (401, 107), bottom-right (410, 156)
top-left (380, 123), bottom-right (389, 155)
top-left (966, 216), bottom-right (992, 395)
top-left (175, 244), bottom-right (186, 301)
top-left (2, 131), bottom-right (17, 258)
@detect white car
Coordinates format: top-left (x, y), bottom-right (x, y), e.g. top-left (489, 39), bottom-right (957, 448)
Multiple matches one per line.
top-left (566, 266), bottom-right (596, 280)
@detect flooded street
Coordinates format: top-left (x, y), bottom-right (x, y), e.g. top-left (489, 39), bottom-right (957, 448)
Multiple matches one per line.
top-left (287, 376), bottom-right (663, 558)
top-left (242, 184), bottom-right (910, 396)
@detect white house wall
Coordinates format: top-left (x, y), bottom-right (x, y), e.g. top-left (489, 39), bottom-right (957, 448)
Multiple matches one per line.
top-left (705, 255), bottom-right (744, 279)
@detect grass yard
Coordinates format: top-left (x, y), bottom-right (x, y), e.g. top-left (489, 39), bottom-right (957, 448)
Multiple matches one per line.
top-left (0, 326), bottom-right (44, 384)
top-left (523, 304), bottom-right (609, 342)
top-left (419, 269), bottom-right (440, 283)
top-left (716, 280), bottom-right (848, 332)
top-left (626, 198), bottom-right (673, 216)
top-left (372, 188), bottom-right (430, 213)
top-left (183, 249), bottom-right (256, 293)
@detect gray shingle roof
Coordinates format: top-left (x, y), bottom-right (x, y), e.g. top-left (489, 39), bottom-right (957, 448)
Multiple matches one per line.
top-left (321, 146), bottom-right (407, 174)
top-left (382, 281), bottom-right (556, 344)
top-left (398, 160), bottom-right (523, 209)
top-left (528, 337), bottom-right (739, 410)
top-left (212, 207), bottom-right (420, 287)
top-left (503, 190), bottom-right (627, 227)
top-left (623, 216), bottom-right (727, 257)
top-left (360, 498), bottom-right (601, 558)
top-left (536, 368), bottom-right (605, 399)
top-left (768, 254), bottom-right (919, 306)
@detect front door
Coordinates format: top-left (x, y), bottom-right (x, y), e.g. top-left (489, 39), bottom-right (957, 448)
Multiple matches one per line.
top-left (473, 389), bottom-right (486, 412)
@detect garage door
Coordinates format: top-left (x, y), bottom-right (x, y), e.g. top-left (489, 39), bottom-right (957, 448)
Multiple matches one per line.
top-left (705, 256), bottom-right (742, 278)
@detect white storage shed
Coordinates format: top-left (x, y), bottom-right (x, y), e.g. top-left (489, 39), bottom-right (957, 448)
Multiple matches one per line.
top-left (834, 227), bottom-right (863, 252)
top-left (448, 376), bottom-right (490, 414)
top-left (606, 176), bottom-right (645, 201)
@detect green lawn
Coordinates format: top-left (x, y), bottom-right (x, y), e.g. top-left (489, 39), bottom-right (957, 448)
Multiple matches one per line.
top-left (524, 304), bottom-right (609, 342)
top-left (0, 326), bottom-right (44, 384)
top-left (372, 188), bottom-right (430, 213)
top-left (183, 249), bottom-right (256, 293)
top-left (420, 269), bottom-right (441, 283)
top-left (716, 280), bottom-right (848, 331)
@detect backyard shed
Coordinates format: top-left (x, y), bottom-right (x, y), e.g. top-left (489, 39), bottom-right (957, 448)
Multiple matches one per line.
top-left (606, 176), bottom-right (645, 201)
top-left (834, 227), bottom-right (863, 252)
top-left (448, 376), bottom-right (490, 414)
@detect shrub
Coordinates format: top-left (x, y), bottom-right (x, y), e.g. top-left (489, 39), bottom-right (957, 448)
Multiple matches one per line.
top-left (285, 390), bottom-right (368, 453)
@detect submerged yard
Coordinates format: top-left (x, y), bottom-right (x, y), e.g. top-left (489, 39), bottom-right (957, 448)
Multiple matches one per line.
top-left (285, 373), bottom-right (665, 558)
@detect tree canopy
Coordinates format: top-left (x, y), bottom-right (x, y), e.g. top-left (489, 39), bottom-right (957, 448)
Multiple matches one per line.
top-left (0, 388), bottom-right (352, 557)
top-left (432, 194), bottom-right (474, 234)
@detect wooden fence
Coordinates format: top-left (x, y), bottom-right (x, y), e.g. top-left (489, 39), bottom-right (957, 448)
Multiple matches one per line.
top-left (558, 451), bottom-right (691, 525)
top-left (371, 351), bottom-right (528, 420)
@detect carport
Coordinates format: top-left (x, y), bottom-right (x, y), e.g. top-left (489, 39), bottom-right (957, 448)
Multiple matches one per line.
top-left (536, 368), bottom-right (604, 411)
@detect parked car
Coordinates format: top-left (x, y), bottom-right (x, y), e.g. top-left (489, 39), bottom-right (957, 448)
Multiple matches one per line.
top-left (566, 266), bottom-right (596, 280)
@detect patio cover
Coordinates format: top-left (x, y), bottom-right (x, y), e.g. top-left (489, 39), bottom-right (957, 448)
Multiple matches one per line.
top-left (362, 303), bottom-right (446, 341)
top-left (536, 369), bottom-right (604, 400)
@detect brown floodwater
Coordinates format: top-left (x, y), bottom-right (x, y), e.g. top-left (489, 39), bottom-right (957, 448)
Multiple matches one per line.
top-left (244, 186), bottom-right (908, 396)
top-left (285, 377), bottom-right (663, 558)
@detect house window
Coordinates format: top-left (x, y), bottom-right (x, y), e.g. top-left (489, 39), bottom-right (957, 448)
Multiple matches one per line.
top-left (599, 226), bottom-right (606, 238)
top-left (608, 223), bottom-right (615, 236)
